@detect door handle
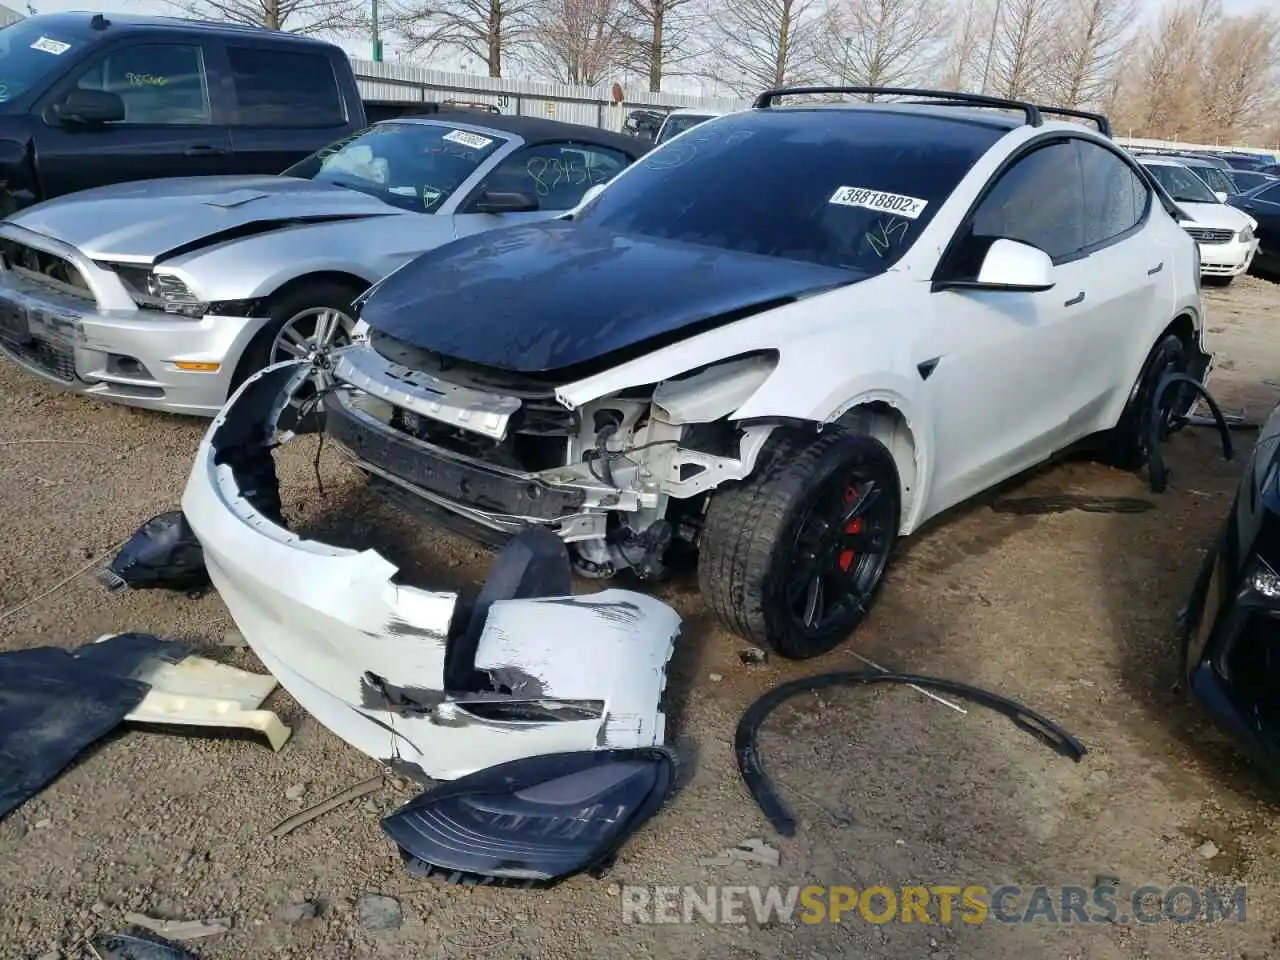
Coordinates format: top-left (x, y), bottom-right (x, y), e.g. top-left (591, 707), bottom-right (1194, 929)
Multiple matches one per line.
top-left (1147, 262), bottom-right (1164, 275)
top-left (1064, 291), bottom-right (1085, 307)
top-left (183, 144), bottom-right (228, 156)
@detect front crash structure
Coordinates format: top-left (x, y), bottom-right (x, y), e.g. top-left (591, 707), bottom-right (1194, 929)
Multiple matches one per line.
top-left (180, 362), bottom-right (681, 780)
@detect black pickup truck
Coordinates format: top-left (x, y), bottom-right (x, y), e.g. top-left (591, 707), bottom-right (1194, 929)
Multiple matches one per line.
top-left (0, 11), bottom-right (368, 214)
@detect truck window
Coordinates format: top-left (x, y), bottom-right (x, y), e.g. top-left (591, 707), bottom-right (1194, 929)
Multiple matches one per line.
top-left (227, 46), bottom-right (345, 128)
top-left (72, 43), bottom-right (210, 124)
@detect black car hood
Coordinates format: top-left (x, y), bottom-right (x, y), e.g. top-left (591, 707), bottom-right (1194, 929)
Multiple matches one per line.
top-left (360, 220), bottom-right (862, 374)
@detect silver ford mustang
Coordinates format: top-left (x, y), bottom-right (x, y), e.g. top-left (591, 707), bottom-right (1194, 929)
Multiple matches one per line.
top-left (0, 114), bottom-right (646, 415)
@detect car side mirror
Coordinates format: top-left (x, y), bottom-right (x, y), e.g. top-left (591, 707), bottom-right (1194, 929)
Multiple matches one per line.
top-left (938, 238), bottom-right (1056, 293)
top-left (473, 191), bottom-right (539, 214)
top-left (53, 88), bottom-right (126, 125)
top-left (1214, 191), bottom-right (1229, 203)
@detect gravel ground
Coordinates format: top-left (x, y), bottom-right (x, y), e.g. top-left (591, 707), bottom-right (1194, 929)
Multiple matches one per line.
top-left (1, 277), bottom-right (1279, 960)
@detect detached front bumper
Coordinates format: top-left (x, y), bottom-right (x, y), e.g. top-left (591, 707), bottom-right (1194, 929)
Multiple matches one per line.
top-left (181, 362), bottom-right (680, 780)
top-left (1198, 237), bottom-right (1258, 277)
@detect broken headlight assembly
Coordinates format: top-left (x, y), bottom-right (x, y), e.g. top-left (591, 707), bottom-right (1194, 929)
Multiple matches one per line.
top-left (381, 747), bottom-right (675, 886)
top-left (1248, 556), bottom-right (1280, 602)
top-left (110, 265), bottom-right (209, 318)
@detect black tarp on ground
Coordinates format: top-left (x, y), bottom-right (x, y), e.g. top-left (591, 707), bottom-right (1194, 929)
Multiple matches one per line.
top-left (0, 632), bottom-right (186, 820)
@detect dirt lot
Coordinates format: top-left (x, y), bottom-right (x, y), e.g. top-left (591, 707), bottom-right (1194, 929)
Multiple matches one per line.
top-left (1, 277), bottom-right (1279, 960)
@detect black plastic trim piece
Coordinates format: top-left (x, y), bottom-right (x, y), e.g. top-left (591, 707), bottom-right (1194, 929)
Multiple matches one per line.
top-left (751, 85), bottom-right (1044, 127)
top-left (734, 671), bottom-right (1086, 836)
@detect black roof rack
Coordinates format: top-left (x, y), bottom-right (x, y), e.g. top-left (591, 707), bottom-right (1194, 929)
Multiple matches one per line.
top-left (752, 86), bottom-right (1043, 127)
top-left (1034, 105), bottom-right (1111, 137)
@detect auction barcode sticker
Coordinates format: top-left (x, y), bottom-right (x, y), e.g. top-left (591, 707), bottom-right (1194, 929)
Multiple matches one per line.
top-left (442, 129), bottom-right (495, 150)
top-left (829, 186), bottom-right (928, 219)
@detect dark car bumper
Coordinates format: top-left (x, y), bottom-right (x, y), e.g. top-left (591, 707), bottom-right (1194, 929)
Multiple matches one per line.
top-left (1180, 403), bottom-right (1280, 774)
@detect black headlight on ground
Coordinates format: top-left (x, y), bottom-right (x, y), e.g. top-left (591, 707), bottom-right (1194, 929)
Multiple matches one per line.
top-left (381, 747), bottom-right (675, 886)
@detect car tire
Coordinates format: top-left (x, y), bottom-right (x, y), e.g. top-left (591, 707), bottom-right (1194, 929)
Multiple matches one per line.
top-left (230, 280), bottom-right (364, 391)
top-left (1201, 275), bottom-right (1234, 287)
top-left (698, 428), bottom-right (900, 659)
top-left (1099, 332), bottom-right (1188, 470)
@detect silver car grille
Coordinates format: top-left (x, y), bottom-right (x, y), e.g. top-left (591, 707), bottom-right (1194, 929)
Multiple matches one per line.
top-left (0, 239), bottom-right (93, 300)
top-left (1184, 227), bottom-right (1234, 245)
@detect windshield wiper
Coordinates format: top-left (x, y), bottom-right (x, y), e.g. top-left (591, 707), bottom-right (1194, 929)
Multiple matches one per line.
top-left (325, 178), bottom-right (374, 195)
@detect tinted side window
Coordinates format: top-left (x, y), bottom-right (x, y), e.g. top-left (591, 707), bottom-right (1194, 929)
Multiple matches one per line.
top-left (968, 142), bottom-right (1085, 262)
top-left (1076, 140), bottom-right (1147, 247)
top-left (227, 47), bottom-right (344, 127)
top-left (1258, 183), bottom-right (1280, 204)
top-left (475, 142), bottom-right (630, 211)
top-left (73, 44), bottom-right (210, 124)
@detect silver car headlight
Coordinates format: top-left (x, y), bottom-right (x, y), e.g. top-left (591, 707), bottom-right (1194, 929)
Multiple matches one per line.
top-left (1239, 224), bottom-right (1254, 243)
top-left (111, 265), bottom-right (209, 318)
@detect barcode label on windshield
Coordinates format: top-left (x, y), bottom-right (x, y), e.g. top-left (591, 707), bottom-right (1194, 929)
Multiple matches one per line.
top-left (829, 186), bottom-right (928, 219)
top-left (442, 129), bottom-right (494, 150)
top-left (31, 36), bottom-right (71, 55)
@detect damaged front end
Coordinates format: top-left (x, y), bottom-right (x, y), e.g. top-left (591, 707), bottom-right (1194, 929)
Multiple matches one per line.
top-left (321, 331), bottom-right (778, 578)
top-left (180, 361), bottom-right (680, 780)
top-left (1180, 398), bottom-right (1280, 777)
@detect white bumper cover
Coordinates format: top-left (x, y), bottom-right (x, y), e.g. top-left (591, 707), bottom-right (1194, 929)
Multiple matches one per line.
top-left (181, 362), bottom-right (680, 780)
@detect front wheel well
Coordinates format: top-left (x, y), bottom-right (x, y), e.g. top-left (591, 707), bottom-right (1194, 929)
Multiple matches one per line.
top-left (258, 271), bottom-right (370, 313)
top-left (834, 401), bottom-right (918, 525)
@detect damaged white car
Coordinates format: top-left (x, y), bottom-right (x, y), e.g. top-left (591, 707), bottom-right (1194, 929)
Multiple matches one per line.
top-left (192, 87), bottom-right (1212, 665)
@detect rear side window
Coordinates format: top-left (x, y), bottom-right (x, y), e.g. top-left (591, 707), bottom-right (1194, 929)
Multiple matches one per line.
top-left (1258, 183), bottom-right (1280, 203)
top-left (967, 141), bottom-right (1085, 262)
top-left (227, 46), bottom-right (344, 127)
top-left (1076, 140), bottom-right (1148, 248)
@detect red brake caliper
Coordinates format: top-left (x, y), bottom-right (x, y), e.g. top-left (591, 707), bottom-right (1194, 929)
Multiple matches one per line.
top-left (839, 485), bottom-right (861, 572)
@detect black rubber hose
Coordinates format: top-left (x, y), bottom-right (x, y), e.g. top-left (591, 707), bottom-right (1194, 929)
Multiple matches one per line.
top-left (1147, 372), bottom-right (1233, 494)
top-left (734, 671), bottom-right (1088, 837)
top-left (990, 495), bottom-right (1155, 515)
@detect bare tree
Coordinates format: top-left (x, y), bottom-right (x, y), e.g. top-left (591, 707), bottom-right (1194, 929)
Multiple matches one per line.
top-left (1117, 0), bottom-right (1218, 139)
top-left (527, 0), bottom-right (628, 84)
top-left (816, 0), bottom-right (948, 92)
top-left (937, 0), bottom-right (993, 90)
top-left (387, 0), bottom-right (540, 76)
top-left (707, 0), bottom-right (822, 95)
top-left (1043, 0), bottom-right (1136, 108)
top-left (984, 0), bottom-right (1064, 100)
top-left (177, 0), bottom-right (365, 33)
top-left (1199, 11), bottom-right (1280, 143)
top-left (617, 0), bottom-right (702, 92)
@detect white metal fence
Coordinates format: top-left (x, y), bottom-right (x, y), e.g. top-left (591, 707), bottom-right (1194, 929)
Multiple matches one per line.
top-left (352, 58), bottom-right (747, 133)
top-left (351, 59), bottom-right (1279, 158)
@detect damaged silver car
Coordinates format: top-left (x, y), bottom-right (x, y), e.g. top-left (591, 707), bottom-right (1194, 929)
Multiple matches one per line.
top-left (180, 364), bottom-right (681, 781)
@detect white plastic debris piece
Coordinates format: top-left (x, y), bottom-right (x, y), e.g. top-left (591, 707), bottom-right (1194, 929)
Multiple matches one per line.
top-left (125, 653), bottom-right (293, 751)
top-left (122, 912), bottom-right (231, 939)
top-left (699, 838), bottom-right (780, 867)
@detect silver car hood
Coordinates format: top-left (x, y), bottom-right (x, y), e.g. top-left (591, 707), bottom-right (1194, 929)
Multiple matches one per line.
top-left (10, 175), bottom-right (403, 265)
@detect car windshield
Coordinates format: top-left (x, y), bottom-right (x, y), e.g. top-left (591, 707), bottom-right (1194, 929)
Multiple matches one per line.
top-left (576, 108), bottom-right (1000, 272)
top-left (656, 113), bottom-right (715, 144)
top-left (282, 120), bottom-right (508, 213)
top-left (1143, 163), bottom-right (1218, 203)
top-left (0, 19), bottom-right (91, 103)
